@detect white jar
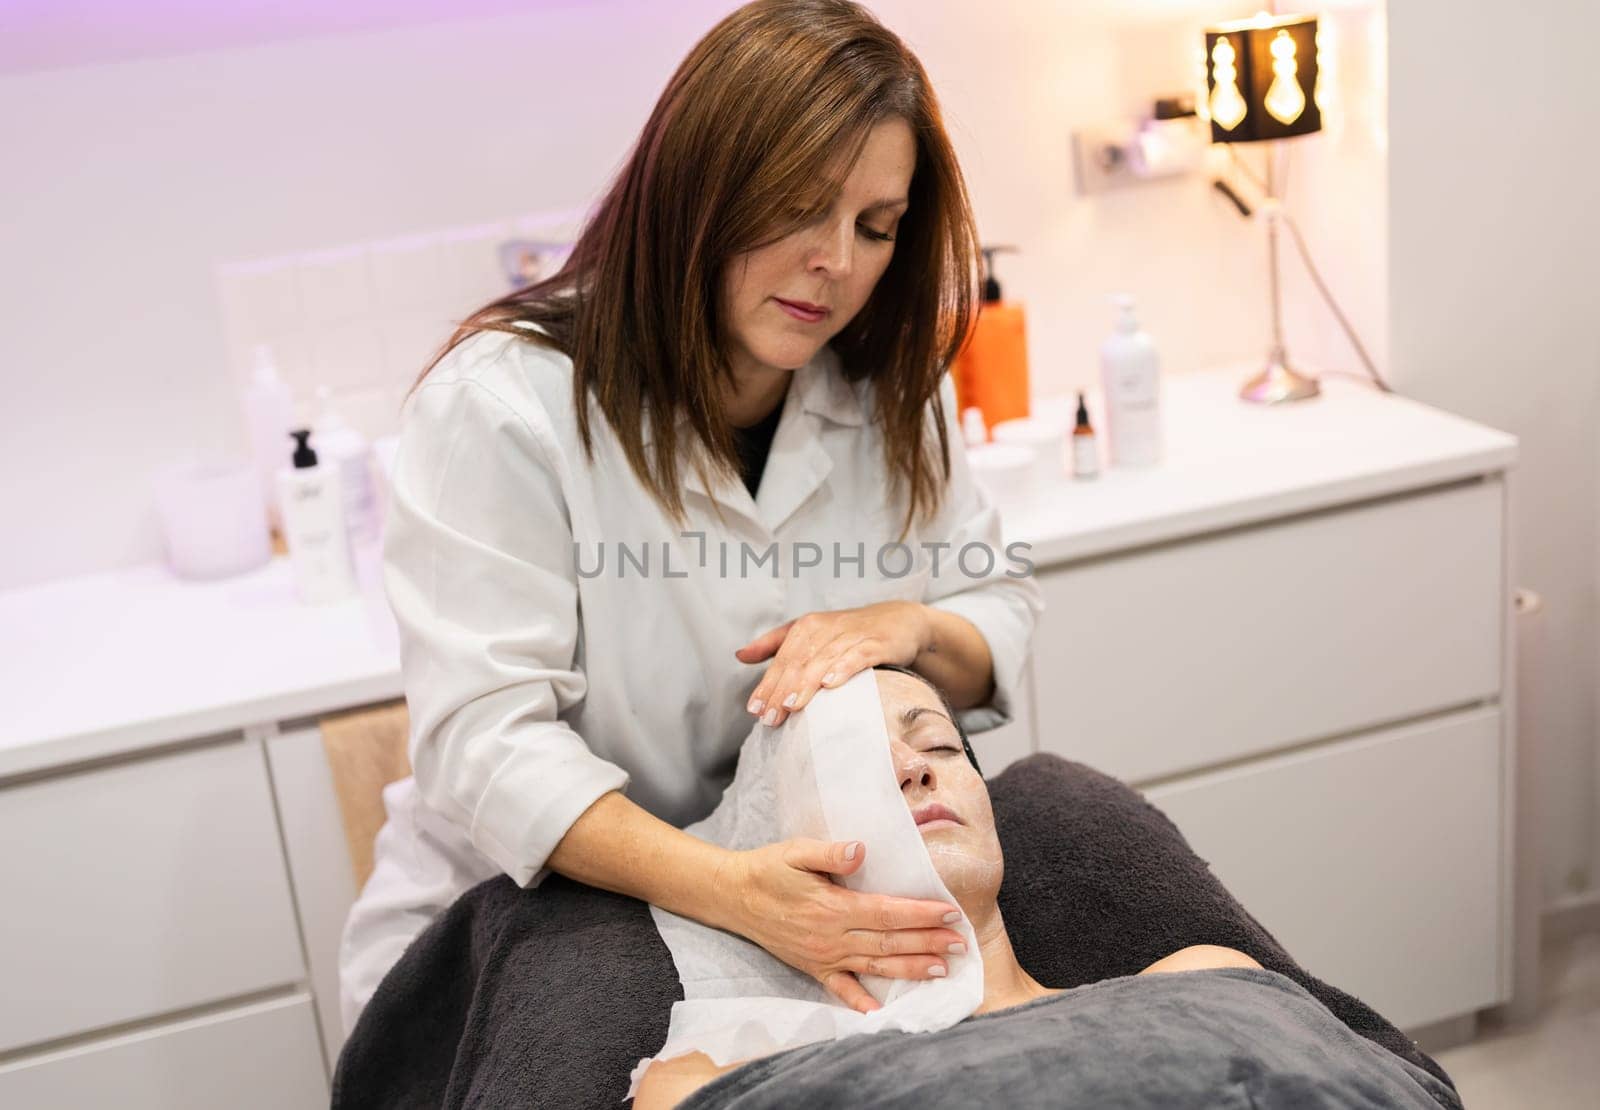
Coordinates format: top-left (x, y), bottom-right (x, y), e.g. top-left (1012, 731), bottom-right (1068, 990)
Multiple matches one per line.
top-left (991, 417), bottom-right (1066, 490)
top-left (152, 455), bottom-right (272, 580)
top-left (965, 443), bottom-right (1036, 517)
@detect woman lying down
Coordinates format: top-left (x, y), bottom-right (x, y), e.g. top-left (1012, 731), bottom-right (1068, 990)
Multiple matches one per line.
top-left (633, 666), bottom-right (1459, 1110)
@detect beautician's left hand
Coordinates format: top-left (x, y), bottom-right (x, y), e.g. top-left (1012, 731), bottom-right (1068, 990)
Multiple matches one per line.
top-left (736, 601), bottom-right (928, 728)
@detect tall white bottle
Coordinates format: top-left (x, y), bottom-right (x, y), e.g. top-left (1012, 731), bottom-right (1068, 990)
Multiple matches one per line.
top-left (244, 345), bottom-right (295, 531)
top-left (313, 388), bottom-right (379, 547)
top-left (1099, 295), bottom-right (1164, 467)
top-left (276, 429), bottom-right (357, 604)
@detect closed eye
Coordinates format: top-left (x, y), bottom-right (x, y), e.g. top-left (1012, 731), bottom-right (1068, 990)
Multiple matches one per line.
top-left (857, 223), bottom-right (895, 243)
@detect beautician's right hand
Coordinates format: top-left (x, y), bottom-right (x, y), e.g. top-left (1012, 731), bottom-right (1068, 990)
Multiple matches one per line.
top-left (721, 838), bottom-right (968, 1013)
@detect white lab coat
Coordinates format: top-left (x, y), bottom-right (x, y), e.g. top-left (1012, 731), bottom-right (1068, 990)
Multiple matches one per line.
top-left (339, 327), bottom-right (1043, 1029)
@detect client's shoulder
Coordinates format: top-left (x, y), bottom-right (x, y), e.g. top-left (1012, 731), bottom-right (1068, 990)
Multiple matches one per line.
top-left (1138, 944), bottom-right (1262, 976)
top-left (634, 1051), bottom-right (744, 1110)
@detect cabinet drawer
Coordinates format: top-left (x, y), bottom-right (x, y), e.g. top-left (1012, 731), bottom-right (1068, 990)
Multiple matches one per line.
top-left (1032, 480), bottom-right (1503, 783)
top-left (0, 739), bottom-right (305, 1053)
top-left (0, 993), bottom-right (326, 1110)
top-left (1145, 706), bottom-right (1504, 1029)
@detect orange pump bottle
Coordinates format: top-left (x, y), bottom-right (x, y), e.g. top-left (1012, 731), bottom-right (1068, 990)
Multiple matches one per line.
top-left (952, 246), bottom-right (1030, 433)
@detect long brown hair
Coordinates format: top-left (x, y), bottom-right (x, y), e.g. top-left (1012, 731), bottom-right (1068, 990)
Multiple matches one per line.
top-left (418, 0), bottom-right (979, 536)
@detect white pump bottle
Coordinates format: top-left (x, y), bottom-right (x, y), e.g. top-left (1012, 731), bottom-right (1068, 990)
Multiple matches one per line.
top-left (1099, 295), bottom-right (1164, 468)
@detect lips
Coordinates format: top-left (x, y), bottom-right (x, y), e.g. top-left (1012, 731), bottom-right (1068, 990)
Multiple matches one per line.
top-left (776, 296), bottom-right (828, 313)
top-left (912, 802), bottom-right (963, 828)
top-left (774, 297), bottom-right (829, 322)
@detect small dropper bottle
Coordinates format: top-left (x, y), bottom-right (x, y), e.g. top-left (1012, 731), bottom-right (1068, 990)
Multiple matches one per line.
top-left (1071, 391), bottom-right (1100, 480)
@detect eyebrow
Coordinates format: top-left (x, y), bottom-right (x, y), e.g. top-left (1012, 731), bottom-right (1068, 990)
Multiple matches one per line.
top-left (899, 705), bottom-right (956, 733)
top-left (862, 197), bottom-right (910, 213)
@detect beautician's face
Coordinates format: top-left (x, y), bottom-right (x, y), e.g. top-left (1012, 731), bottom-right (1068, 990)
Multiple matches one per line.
top-left (719, 117), bottom-right (915, 384)
top-left (875, 671), bottom-right (1004, 905)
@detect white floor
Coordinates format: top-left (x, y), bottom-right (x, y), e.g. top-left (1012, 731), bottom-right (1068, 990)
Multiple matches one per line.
top-left (1433, 929), bottom-right (1600, 1108)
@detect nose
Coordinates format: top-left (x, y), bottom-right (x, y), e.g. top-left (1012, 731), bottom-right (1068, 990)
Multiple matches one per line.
top-left (891, 739), bottom-right (935, 794)
top-left (806, 217), bottom-right (854, 279)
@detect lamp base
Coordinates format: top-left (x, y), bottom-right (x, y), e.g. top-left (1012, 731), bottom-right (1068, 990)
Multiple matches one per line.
top-left (1239, 349), bottom-right (1320, 404)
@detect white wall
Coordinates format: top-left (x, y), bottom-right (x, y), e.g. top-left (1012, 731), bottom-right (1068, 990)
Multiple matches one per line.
top-left (0, 2), bottom-right (708, 586)
top-left (0, 0), bottom-right (1388, 590)
top-left (1389, 0), bottom-right (1600, 906)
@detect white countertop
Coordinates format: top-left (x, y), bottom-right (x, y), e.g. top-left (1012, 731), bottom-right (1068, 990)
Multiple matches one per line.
top-left (0, 368), bottom-right (1516, 781)
top-left (1007, 369), bottom-right (1518, 565)
top-left (0, 548), bottom-right (402, 779)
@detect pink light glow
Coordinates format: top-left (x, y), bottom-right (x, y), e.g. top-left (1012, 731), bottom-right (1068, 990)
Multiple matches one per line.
top-left (0, 0), bottom-right (584, 76)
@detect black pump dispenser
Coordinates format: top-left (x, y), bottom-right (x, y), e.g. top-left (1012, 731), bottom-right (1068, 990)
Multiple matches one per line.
top-left (289, 429), bottom-right (318, 469)
top-left (1075, 391), bottom-right (1093, 431)
top-left (978, 245), bottom-right (1018, 304)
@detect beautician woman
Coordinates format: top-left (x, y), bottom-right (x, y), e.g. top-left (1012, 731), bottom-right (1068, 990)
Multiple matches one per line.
top-left (339, 0), bottom-right (1041, 1028)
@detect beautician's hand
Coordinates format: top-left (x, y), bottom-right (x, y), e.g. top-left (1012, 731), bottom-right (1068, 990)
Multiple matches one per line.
top-left (736, 601), bottom-right (928, 727)
top-left (721, 837), bottom-right (967, 1013)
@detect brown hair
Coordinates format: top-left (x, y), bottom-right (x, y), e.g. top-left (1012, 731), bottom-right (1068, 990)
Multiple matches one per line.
top-left (418, 0), bottom-right (979, 536)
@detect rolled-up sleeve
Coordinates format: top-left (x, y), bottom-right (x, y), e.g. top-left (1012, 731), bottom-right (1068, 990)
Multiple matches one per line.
top-left (920, 375), bottom-right (1045, 734)
top-left (382, 372), bottom-right (628, 887)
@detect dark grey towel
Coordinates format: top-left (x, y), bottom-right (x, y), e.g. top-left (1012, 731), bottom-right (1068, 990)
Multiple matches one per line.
top-left (680, 968), bottom-right (1463, 1110)
top-left (332, 755), bottom-right (1454, 1108)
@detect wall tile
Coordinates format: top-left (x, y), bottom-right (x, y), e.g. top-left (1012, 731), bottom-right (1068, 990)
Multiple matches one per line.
top-left (369, 233), bottom-right (447, 311)
top-left (307, 321), bottom-right (385, 393)
top-left (378, 313), bottom-right (449, 384)
top-left (295, 246), bottom-right (375, 326)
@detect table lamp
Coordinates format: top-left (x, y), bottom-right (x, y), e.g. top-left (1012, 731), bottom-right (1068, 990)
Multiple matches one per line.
top-left (1204, 12), bottom-right (1322, 404)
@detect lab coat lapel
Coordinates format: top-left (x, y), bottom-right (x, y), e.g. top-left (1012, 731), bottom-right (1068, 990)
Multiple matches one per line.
top-left (754, 407), bottom-right (832, 536)
top-left (756, 345), bottom-right (865, 535)
top-left (653, 344), bottom-right (867, 538)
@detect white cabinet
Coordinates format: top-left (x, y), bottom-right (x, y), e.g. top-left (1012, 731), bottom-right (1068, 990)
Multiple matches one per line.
top-left (1030, 480), bottom-right (1503, 784)
top-left (266, 725), bottom-right (361, 1066)
top-left (1018, 478), bottom-right (1512, 1031)
top-left (1145, 706), bottom-right (1504, 1030)
top-left (1002, 373), bottom-right (1518, 1034)
top-left (0, 737), bottom-right (327, 1108)
top-left (0, 995), bottom-right (326, 1110)
top-left (0, 739), bottom-right (306, 1054)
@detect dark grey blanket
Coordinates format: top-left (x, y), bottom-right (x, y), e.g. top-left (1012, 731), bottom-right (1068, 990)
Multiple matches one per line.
top-left (332, 755), bottom-right (1455, 1108)
top-left (681, 967), bottom-right (1463, 1110)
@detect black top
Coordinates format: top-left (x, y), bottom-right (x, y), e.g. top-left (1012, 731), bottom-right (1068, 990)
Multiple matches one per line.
top-left (731, 396), bottom-right (785, 498)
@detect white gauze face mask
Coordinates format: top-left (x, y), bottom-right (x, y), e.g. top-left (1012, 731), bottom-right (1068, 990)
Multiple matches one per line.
top-left (628, 669), bottom-right (984, 1095)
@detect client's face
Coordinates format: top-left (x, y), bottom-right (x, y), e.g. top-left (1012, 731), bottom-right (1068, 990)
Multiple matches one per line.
top-left (874, 670), bottom-right (1004, 904)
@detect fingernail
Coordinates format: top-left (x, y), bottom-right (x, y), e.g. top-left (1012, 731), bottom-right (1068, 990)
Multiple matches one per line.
top-left (762, 707), bottom-right (779, 726)
top-left (748, 698), bottom-right (764, 715)
top-left (822, 671), bottom-right (837, 685)
top-left (947, 942), bottom-right (966, 955)
top-left (942, 911), bottom-right (961, 924)
top-left (929, 964), bottom-right (948, 978)
top-left (782, 692), bottom-right (798, 708)
top-left (844, 841), bottom-right (861, 861)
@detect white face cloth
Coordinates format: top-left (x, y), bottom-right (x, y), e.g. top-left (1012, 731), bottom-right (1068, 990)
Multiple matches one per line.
top-left (628, 670), bottom-right (984, 1095)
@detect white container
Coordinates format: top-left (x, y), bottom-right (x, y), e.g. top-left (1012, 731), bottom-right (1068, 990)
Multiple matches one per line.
top-left (961, 406), bottom-right (988, 448)
top-left (1099, 295), bottom-right (1164, 467)
top-left (313, 389), bottom-right (379, 547)
top-left (242, 346), bottom-right (295, 532)
top-left (965, 443), bottom-right (1035, 517)
top-left (991, 417), bottom-right (1065, 490)
top-left (276, 430), bottom-right (357, 604)
top-left (152, 455), bottom-right (273, 580)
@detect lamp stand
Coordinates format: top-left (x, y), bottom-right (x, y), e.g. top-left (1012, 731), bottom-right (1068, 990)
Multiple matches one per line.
top-left (1239, 143), bottom-right (1320, 404)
